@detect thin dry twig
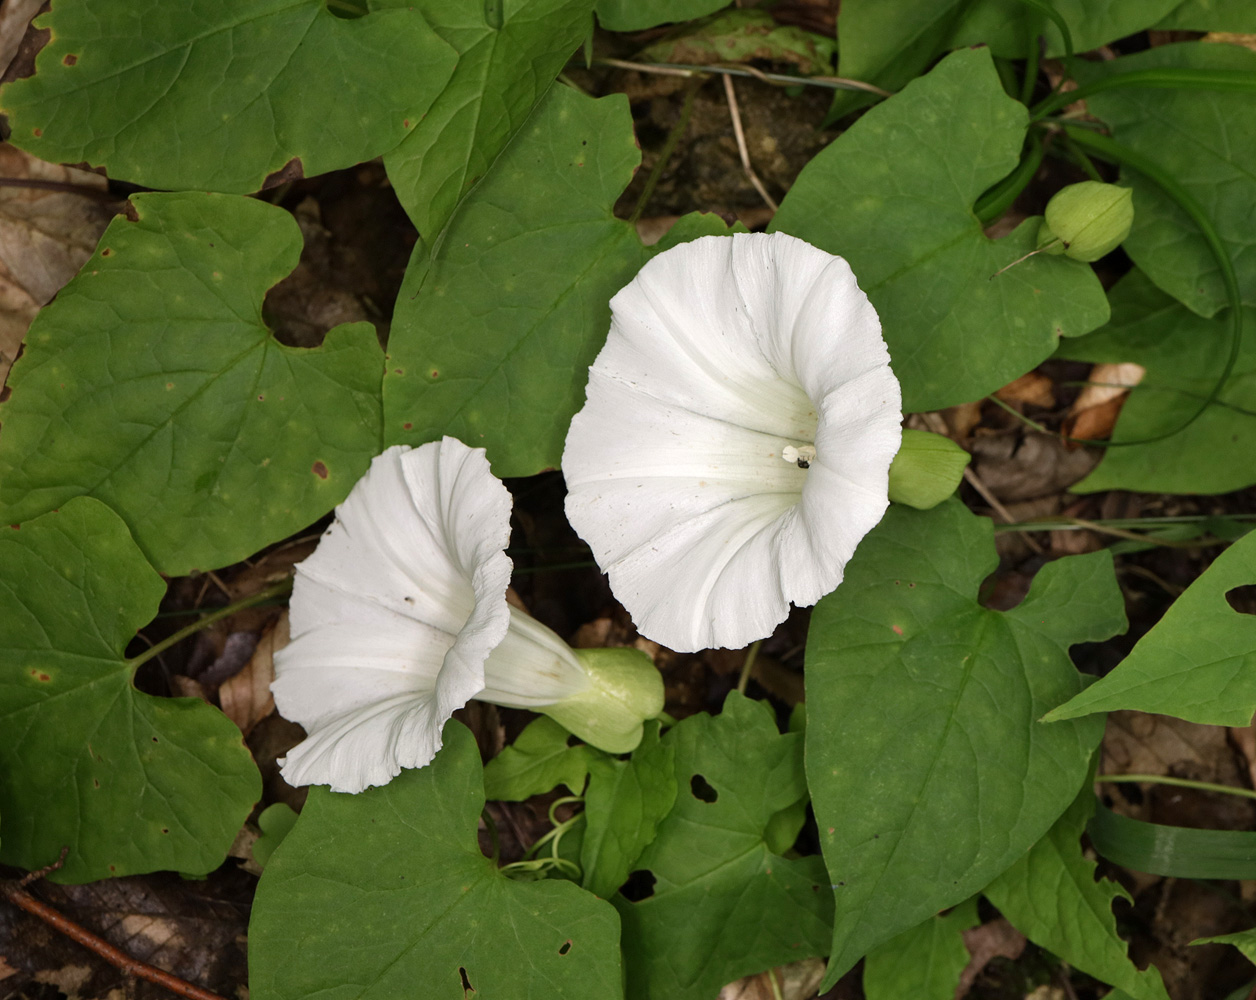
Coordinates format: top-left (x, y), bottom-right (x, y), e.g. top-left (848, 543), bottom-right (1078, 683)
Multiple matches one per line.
top-left (961, 466), bottom-right (1046, 555)
top-left (1, 852), bottom-right (228, 1000)
top-left (723, 74), bottom-right (778, 214)
top-left (594, 57), bottom-right (892, 96)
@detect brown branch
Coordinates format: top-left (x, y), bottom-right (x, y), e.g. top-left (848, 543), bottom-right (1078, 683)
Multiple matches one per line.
top-left (0, 176), bottom-right (121, 201)
top-left (1, 855), bottom-right (228, 1000)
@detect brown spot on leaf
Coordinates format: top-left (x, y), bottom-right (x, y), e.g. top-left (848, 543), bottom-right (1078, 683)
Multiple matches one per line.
top-left (403, 119), bottom-right (411, 128)
top-left (263, 157), bottom-right (304, 189)
top-left (312, 461), bottom-right (329, 480)
top-left (430, 369), bottom-right (439, 378)
top-left (62, 53), bottom-right (77, 66)
top-left (402, 422), bottom-right (412, 431)
top-left (29, 669), bottom-right (49, 681)
top-left (892, 624), bottom-right (903, 635)
top-left (100, 247), bottom-right (112, 257)
top-left (31, 127), bottom-right (41, 137)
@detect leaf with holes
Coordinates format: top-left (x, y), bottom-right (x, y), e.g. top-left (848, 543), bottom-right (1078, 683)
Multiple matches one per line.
top-left (383, 83), bottom-right (733, 476)
top-left (1057, 270), bottom-right (1256, 495)
top-left (613, 692), bottom-right (833, 1000)
top-left (985, 786), bottom-right (1171, 1000)
top-left (377, 0), bottom-right (596, 235)
top-left (0, 498), bottom-right (260, 884)
top-left (483, 715), bottom-right (593, 801)
top-left (249, 721), bottom-right (623, 1000)
top-left (1079, 42), bottom-right (1256, 316)
top-left (862, 898), bottom-right (978, 1000)
top-left (772, 47), bottom-right (1108, 412)
top-left (0, 0), bottom-right (457, 192)
top-left (580, 721), bottom-right (676, 899)
top-left (806, 499), bottom-right (1123, 987)
top-left (0, 191), bottom-right (383, 575)
top-left (1046, 525), bottom-right (1256, 727)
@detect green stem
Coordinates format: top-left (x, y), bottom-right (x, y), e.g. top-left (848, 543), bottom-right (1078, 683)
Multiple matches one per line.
top-left (736, 640), bottom-right (762, 696)
top-left (1033, 68), bottom-right (1256, 121)
top-left (128, 578), bottom-right (293, 671)
top-left (628, 77), bottom-right (704, 226)
top-left (1096, 774), bottom-right (1256, 804)
top-left (1019, 27), bottom-right (1041, 107)
top-left (974, 133), bottom-right (1045, 225)
top-left (992, 513), bottom-right (1256, 532)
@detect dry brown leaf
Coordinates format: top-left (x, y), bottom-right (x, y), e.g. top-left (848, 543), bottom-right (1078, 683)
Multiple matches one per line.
top-left (1065, 361), bottom-right (1145, 440)
top-left (718, 957), bottom-right (826, 1000)
top-left (957, 918), bottom-right (1026, 997)
top-left (969, 433), bottom-right (1099, 502)
top-left (995, 371), bottom-right (1055, 408)
top-left (0, 143), bottom-right (118, 385)
top-left (0, 0), bottom-right (43, 80)
top-left (0, 955), bottom-right (19, 982)
top-left (939, 401), bottom-right (983, 440)
top-left (220, 611), bottom-right (287, 736)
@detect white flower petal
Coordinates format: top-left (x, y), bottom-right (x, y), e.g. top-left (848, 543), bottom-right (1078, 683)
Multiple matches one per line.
top-left (272, 438), bottom-right (513, 793)
top-left (563, 232), bottom-right (902, 652)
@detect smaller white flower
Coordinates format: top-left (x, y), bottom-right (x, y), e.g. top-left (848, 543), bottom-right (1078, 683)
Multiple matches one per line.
top-left (273, 438), bottom-right (662, 794)
top-left (562, 232), bottom-right (902, 653)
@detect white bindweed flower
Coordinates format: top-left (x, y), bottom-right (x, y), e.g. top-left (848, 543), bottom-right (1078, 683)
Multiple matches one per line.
top-left (562, 232), bottom-right (902, 653)
top-left (273, 438), bottom-right (663, 794)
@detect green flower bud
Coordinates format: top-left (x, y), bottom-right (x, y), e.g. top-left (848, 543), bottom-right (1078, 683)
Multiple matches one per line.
top-left (541, 646), bottom-right (665, 754)
top-left (887, 429), bottom-right (970, 510)
top-left (1036, 182), bottom-right (1134, 262)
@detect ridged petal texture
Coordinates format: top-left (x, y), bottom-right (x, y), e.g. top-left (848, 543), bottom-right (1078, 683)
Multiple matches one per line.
top-left (272, 438), bottom-right (513, 793)
top-left (563, 232), bottom-right (902, 651)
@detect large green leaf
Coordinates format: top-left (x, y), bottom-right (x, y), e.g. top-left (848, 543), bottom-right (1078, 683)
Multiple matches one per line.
top-left (1047, 527), bottom-right (1256, 727)
top-left (985, 786), bottom-right (1171, 1000)
top-left (862, 899), bottom-right (978, 1000)
top-left (383, 84), bottom-right (732, 476)
top-left (0, 191), bottom-right (383, 575)
top-left (806, 499), bottom-right (1123, 986)
top-left (0, 499), bottom-right (259, 884)
top-left (0, 0), bottom-right (456, 193)
top-left (596, 0), bottom-right (730, 32)
top-left (580, 721), bottom-right (676, 899)
top-left (1081, 42), bottom-right (1256, 316)
top-left (614, 693), bottom-right (833, 1000)
top-left (378, 0), bottom-right (595, 236)
top-left (773, 47), bottom-right (1108, 412)
top-left (249, 721), bottom-right (623, 1000)
top-left (1058, 270), bottom-right (1256, 494)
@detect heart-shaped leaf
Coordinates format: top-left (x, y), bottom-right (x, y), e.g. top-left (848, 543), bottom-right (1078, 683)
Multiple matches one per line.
top-left (806, 499), bottom-right (1123, 985)
top-left (0, 498), bottom-right (259, 883)
top-left (0, 191), bottom-right (383, 575)
top-left (0, 1), bottom-right (457, 192)
top-left (249, 720), bottom-right (624, 1000)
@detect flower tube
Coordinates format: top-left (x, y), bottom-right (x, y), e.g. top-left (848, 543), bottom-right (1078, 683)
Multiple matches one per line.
top-left (562, 232), bottom-right (902, 652)
top-left (272, 439), bottom-right (662, 793)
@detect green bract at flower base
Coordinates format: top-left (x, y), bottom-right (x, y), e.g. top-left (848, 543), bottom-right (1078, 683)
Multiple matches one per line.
top-left (887, 429), bottom-right (970, 510)
top-left (543, 648), bottom-right (665, 755)
top-left (1037, 182), bottom-right (1135, 262)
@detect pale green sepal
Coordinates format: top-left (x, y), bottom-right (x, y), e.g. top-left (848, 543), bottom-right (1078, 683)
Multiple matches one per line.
top-left (541, 647), bottom-right (665, 754)
top-left (887, 429), bottom-right (970, 509)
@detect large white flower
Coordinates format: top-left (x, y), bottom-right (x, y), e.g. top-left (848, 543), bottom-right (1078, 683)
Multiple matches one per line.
top-left (562, 232), bottom-right (902, 652)
top-left (273, 438), bottom-right (662, 793)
